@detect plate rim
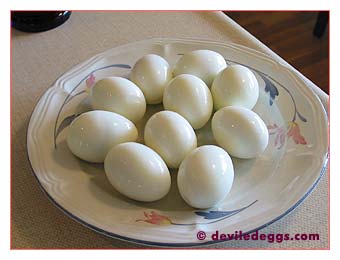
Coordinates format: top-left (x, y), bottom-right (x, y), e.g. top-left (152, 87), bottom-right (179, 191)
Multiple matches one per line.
top-left (26, 152), bottom-right (328, 247)
top-left (25, 37), bottom-right (329, 247)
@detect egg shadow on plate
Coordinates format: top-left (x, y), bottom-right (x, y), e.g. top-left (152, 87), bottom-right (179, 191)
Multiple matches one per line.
top-left (52, 139), bottom-right (85, 172)
top-left (87, 167), bottom-right (191, 211)
top-left (226, 157), bottom-right (263, 203)
top-left (134, 103), bottom-right (164, 143)
top-left (232, 157), bottom-right (257, 178)
top-left (51, 96), bottom-right (93, 172)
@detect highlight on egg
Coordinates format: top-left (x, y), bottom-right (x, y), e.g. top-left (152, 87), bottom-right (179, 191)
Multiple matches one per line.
top-left (130, 54), bottom-right (172, 104)
top-left (173, 49), bottom-right (227, 86)
top-left (64, 51), bottom-right (273, 209)
top-left (144, 110), bottom-right (197, 169)
top-left (90, 77), bottom-right (146, 123)
top-left (177, 145), bottom-right (234, 209)
top-left (104, 142), bottom-right (171, 202)
top-left (66, 110), bottom-right (138, 163)
top-left (212, 106), bottom-right (269, 159)
top-left (163, 74), bottom-right (213, 129)
top-left (211, 64), bottom-right (259, 110)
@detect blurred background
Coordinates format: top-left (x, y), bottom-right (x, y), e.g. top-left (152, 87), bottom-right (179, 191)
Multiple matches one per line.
top-left (11, 11), bottom-right (329, 94)
top-left (225, 11), bottom-right (329, 94)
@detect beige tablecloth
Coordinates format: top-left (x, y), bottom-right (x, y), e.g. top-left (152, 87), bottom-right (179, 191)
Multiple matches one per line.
top-left (11, 11), bottom-right (329, 249)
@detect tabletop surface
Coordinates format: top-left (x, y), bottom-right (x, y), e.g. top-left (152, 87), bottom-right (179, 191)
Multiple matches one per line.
top-left (11, 11), bottom-right (329, 249)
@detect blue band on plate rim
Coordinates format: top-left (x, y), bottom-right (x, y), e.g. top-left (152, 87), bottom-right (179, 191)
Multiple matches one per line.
top-left (24, 39), bottom-right (329, 247)
top-left (25, 150), bottom-right (328, 247)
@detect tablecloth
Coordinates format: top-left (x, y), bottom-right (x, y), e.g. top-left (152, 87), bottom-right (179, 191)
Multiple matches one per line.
top-left (11, 11), bottom-right (329, 249)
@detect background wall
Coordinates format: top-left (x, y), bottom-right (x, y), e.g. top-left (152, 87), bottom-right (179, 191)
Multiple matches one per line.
top-left (225, 11), bottom-right (329, 93)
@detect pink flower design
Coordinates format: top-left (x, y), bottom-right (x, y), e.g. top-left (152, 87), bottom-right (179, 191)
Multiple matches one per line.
top-left (268, 123), bottom-right (286, 149)
top-left (268, 122), bottom-right (307, 149)
top-left (86, 74), bottom-right (96, 88)
top-left (136, 211), bottom-right (172, 225)
top-left (287, 122), bottom-right (307, 145)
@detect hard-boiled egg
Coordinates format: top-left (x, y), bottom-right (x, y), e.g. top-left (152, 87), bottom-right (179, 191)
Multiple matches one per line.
top-left (173, 50), bottom-right (227, 86)
top-left (144, 111), bottom-right (197, 168)
top-left (90, 77), bottom-right (146, 123)
top-left (211, 64), bottom-right (259, 110)
top-left (177, 145), bottom-right (234, 209)
top-left (130, 54), bottom-right (172, 104)
top-left (212, 106), bottom-right (269, 159)
top-left (163, 74), bottom-right (213, 129)
top-left (104, 142), bottom-right (171, 202)
top-left (67, 111), bottom-right (138, 163)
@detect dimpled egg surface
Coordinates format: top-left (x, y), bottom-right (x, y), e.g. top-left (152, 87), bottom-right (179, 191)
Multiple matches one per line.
top-left (91, 77), bottom-right (146, 123)
top-left (144, 111), bottom-right (197, 169)
top-left (163, 74), bottom-right (213, 129)
top-left (66, 111), bottom-right (138, 163)
top-left (177, 145), bottom-right (234, 209)
top-left (104, 142), bottom-right (171, 202)
top-left (211, 64), bottom-right (259, 110)
top-left (173, 49), bottom-right (227, 86)
top-left (212, 106), bottom-right (269, 159)
top-left (130, 54), bottom-right (172, 104)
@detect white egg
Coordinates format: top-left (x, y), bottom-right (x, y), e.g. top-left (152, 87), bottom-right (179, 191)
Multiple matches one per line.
top-left (67, 111), bottom-right (138, 163)
top-left (177, 145), bottom-right (234, 209)
top-left (211, 64), bottom-right (259, 110)
top-left (91, 77), bottom-right (146, 123)
top-left (130, 54), bottom-right (172, 104)
top-left (163, 74), bottom-right (213, 129)
top-left (173, 50), bottom-right (227, 86)
top-left (144, 111), bottom-right (197, 168)
top-left (104, 142), bottom-right (171, 202)
top-left (212, 106), bottom-right (269, 159)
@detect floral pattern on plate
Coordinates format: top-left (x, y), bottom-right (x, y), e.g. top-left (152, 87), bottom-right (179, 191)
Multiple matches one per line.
top-left (53, 60), bottom-right (308, 226)
top-left (136, 200), bottom-right (258, 226)
top-left (27, 38), bottom-right (328, 246)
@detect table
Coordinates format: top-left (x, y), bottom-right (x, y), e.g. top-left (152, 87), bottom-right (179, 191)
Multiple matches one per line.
top-left (11, 11), bottom-right (329, 248)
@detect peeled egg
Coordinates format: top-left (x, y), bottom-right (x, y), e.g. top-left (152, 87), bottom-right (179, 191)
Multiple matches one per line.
top-left (177, 145), bottom-right (234, 209)
top-left (163, 74), bottom-right (213, 129)
top-left (67, 111), bottom-right (138, 163)
top-left (104, 142), bottom-right (171, 202)
top-left (212, 106), bottom-right (269, 159)
top-left (130, 54), bottom-right (172, 104)
top-left (144, 111), bottom-right (197, 168)
top-left (173, 50), bottom-right (227, 86)
top-left (211, 64), bottom-right (259, 110)
top-left (91, 77), bottom-right (146, 123)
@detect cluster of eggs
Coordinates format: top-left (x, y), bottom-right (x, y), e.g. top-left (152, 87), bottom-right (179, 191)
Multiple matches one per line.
top-left (66, 50), bottom-right (269, 209)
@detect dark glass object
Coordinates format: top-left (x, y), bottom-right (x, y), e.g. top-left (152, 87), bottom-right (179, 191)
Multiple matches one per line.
top-left (11, 11), bottom-right (71, 33)
top-left (313, 11), bottom-right (329, 38)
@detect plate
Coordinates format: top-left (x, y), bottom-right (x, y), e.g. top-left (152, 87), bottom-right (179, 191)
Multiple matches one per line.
top-left (27, 38), bottom-right (328, 247)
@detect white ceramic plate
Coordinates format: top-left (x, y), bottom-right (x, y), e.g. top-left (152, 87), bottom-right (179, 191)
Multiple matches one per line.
top-left (27, 38), bottom-right (328, 247)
